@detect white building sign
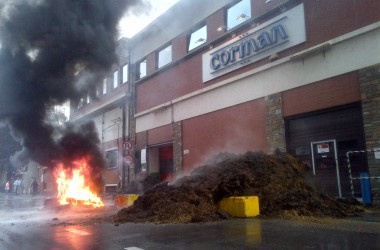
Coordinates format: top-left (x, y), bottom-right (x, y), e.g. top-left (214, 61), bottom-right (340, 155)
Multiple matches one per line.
top-left (202, 4), bottom-right (306, 83)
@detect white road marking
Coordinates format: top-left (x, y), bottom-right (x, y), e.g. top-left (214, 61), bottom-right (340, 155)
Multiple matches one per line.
top-left (124, 247), bottom-right (145, 250)
top-left (65, 228), bottom-right (90, 236)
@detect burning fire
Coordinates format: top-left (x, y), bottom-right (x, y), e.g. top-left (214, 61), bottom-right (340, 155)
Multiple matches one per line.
top-left (54, 159), bottom-right (104, 208)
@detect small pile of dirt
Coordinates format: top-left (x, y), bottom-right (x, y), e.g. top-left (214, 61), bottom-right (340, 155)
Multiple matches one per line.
top-left (113, 152), bottom-right (363, 224)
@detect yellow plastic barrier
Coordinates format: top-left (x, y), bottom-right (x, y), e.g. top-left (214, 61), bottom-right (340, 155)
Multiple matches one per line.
top-left (114, 194), bottom-right (139, 208)
top-left (218, 196), bottom-right (260, 217)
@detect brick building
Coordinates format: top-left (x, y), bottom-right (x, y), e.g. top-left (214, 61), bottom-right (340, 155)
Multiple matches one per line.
top-left (70, 38), bottom-right (131, 193)
top-left (71, 0), bottom-right (380, 203)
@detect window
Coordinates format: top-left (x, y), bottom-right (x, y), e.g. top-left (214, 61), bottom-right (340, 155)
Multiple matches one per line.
top-left (122, 64), bottom-right (128, 84)
top-left (113, 70), bottom-right (118, 89)
top-left (138, 59), bottom-right (147, 79)
top-left (102, 78), bottom-right (107, 95)
top-left (105, 149), bottom-right (118, 169)
top-left (188, 25), bottom-right (207, 51)
top-left (227, 0), bottom-right (251, 30)
top-left (158, 45), bottom-right (172, 68)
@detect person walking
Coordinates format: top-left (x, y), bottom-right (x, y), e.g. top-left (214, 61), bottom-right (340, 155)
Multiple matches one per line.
top-left (31, 179), bottom-right (38, 195)
top-left (14, 179), bottom-right (21, 195)
top-left (5, 181), bottom-right (10, 193)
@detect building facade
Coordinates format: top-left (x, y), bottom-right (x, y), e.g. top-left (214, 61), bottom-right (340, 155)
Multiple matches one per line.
top-left (70, 38), bottom-right (132, 192)
top-left (72, 0), bottom-right (380, 204)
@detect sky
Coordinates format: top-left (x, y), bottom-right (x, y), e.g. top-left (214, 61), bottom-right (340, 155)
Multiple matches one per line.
top-left (118, 0), bottom-right (180, 39)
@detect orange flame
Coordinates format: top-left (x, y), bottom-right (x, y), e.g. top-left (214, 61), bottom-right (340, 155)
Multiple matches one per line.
top-left (54, 159), bottom-right (104, 208)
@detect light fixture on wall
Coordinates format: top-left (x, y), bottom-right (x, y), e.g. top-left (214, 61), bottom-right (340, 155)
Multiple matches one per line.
top-left (236, 13), bottom-right (250, 20)
top-left (251, 21), bottom-right (259, 27)
top-left (217, 25), bottom-right (228, 32)
top-left (236, 13), bottom-right (260, 29)
top-left (269, 53), bottom-right (279, 62)
top-left (216, 25), bottom-right (235, 38)
top-left (195, 38), bottom-right (206, 44)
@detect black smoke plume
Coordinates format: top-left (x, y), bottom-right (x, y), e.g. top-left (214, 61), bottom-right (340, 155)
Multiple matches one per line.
top-left (0, 0), bottom-right (148, 186)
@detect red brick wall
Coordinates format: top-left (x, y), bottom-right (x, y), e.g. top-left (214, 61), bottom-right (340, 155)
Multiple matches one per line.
top-left (282, 72), bottom-right (361, 117)
top-left (102, 168), bottom-right (120, 184)
top-left (148, 124), bottom-right (172, 146)
top-left (182, 98), bottom-right (267, 172)
top-left (146, 53), bottom-right (156, 75)
top-left (136, 55), bottom-right (203, 112)
top-left (172, 34), bottom-right (187, 61)
top-left (207, 8), bottom-right (225, 41)
top-left (304, 0), bottom-right (380, 47)
top-left (251, 0), bottom-right (289, 19)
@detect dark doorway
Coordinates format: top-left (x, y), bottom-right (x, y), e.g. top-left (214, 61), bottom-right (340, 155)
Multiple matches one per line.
top-left (159, 145), bottom-right (174, 182)
top-left (286, 103), bottom-right (368, 197)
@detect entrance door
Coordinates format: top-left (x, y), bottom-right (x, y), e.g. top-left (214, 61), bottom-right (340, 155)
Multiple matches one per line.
top-left (159, 145), bottom-right (174, 182)
top-left (311, 140), bottom-right (341, 197)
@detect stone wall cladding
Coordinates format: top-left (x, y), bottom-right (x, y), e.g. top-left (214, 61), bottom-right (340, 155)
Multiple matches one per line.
top-left (128, 90), bottom-right (137, 183)
top-left (265, 93), bottom-right (286, 154)
top-left (172, 121), bottom-right (183, 175)
top-left (359, 64), bottom-right (380, 205)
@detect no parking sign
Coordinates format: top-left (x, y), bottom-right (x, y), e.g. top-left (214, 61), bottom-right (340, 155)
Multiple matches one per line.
top-left (125, 154), bottom-right (134, 165)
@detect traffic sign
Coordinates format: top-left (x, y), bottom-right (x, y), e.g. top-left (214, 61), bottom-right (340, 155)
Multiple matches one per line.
top-left (125, 154), bottom-right (134, 165)
top-left (123, 140), bottom-right (133, 150)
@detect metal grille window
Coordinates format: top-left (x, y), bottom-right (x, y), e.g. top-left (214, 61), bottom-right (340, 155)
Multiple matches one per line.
top-left (158, 45), bottom-right (172, 68)
top-left (227, 0), bottom-right (251, 30)
top-left (106, 149), bottom-right (118, 169)
top-left (188, 25), bottom-right (207, 51)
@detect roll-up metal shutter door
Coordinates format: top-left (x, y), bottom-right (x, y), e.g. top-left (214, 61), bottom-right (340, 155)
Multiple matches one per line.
top-left (286, 103), bottom-right (368, 197)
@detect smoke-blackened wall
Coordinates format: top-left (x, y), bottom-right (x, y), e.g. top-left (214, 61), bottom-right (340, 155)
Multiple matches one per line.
top-left (0, 0), bottom-right (148, 175)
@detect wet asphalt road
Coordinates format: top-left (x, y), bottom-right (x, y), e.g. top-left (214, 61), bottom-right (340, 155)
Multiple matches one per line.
top-left (0, 193), bottom-right (379, 250)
